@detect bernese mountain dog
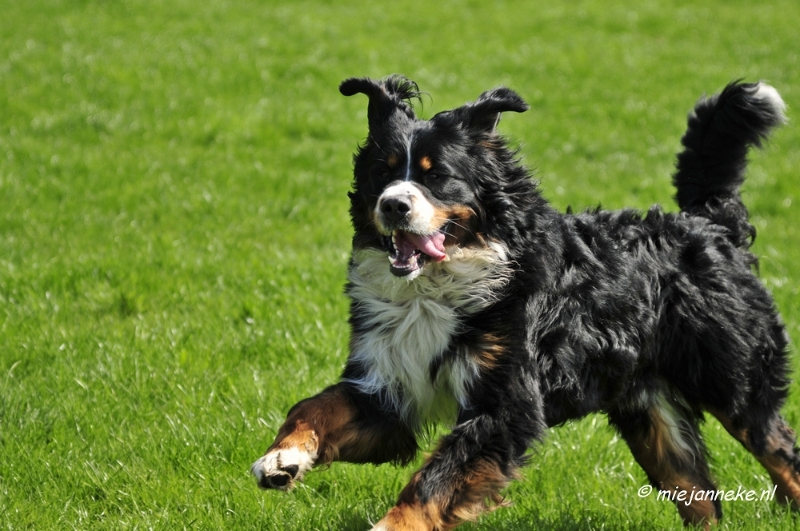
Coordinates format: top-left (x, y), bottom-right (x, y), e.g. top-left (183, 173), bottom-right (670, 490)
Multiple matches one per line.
top-left (252, 76), bottom-right (796, 530)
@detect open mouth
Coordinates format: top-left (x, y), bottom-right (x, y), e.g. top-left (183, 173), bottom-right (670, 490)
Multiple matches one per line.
top-left (383, 229), bottom-right (447, 277)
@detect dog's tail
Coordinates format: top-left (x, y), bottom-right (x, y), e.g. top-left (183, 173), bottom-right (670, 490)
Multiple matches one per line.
top-left (673, 81), bottom-right (786, 249)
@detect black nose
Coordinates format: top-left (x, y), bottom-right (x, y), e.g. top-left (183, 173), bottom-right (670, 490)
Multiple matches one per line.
top-left (379, 196), bottom-right (412, 224)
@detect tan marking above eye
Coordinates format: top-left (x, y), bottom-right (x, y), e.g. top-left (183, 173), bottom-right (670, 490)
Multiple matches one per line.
top-left (419, 156), bottom-right (432, 171)
top-left (387, 154), bottom-right (399, 168)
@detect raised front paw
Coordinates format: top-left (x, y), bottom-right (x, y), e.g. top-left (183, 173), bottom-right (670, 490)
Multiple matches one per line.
top-left (250, 445), bottom-right (318, 491)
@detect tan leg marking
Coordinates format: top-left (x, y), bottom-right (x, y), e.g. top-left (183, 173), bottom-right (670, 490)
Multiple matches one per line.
top-left (711, 410), bottom-right (800, 508)
top-left (252, 384), bottom-right (415, 490)
top-left (372, 458), bottom-right (512, 531)
top-left (624, 403), bottom-right (718, 527)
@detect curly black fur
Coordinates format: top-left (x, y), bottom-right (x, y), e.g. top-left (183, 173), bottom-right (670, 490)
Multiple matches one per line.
top-left (256, 78), bottom-right (798, 529)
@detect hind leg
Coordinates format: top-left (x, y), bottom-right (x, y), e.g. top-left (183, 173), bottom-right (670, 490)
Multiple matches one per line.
top-left (705, 315), bottom-right (800, 507)
top-left (610, 389), bottom-right (720, 528)
top-left (710, 409), bottom-right (800, 507)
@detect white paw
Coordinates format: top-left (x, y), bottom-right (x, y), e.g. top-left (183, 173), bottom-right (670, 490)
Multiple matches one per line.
top-left (250, 446), bottom-right (318, 491)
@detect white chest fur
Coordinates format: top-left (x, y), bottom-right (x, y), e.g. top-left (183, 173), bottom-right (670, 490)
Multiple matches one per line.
top-left (344, 244), bottom-right (510, 423)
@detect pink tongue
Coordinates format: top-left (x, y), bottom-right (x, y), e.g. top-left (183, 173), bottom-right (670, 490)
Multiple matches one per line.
top-left (407, 232), bottom-right (447, 262)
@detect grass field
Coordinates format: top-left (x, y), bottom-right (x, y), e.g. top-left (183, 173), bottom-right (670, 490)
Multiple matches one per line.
top-left (2, 0), bottom-right (800, 529)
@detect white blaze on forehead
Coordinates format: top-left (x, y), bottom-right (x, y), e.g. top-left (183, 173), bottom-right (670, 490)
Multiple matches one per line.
top-left (404, 131), bottom-right (414, 181)
top-left (375, 181), bottom-right (436, 234)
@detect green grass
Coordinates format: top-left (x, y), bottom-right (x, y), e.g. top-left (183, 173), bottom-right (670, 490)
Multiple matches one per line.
top-left (2, 0), bottom-right (800, 529)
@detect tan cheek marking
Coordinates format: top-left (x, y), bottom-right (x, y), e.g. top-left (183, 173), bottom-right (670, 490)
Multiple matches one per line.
top-left (430, 204), bottom-right (477, 240)
top-left (431, 204), bottom-right (474, 224)
top-left (419, 156), bottom-right (432, 171)
top-left (447, 205), bottom-right (476, 222)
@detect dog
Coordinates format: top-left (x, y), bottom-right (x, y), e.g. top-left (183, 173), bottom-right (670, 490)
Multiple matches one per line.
top-left (252, 76), bottom-right (796, 530)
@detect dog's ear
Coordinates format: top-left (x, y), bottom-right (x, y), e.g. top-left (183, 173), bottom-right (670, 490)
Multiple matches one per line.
top-left (455, 87), bottom-right (529, 133)
top-left (340, 75), bottom-right (419, 128)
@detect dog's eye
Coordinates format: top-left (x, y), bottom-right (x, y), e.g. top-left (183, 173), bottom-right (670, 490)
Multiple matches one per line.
top-left (370, 167), bottom-right (391, 180)
top-left (425, 173), bottom-right (442, 186)
top-left (424, 172), bottom-right (439, 187)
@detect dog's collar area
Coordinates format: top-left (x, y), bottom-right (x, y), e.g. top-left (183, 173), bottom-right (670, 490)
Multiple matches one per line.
top-left (383, 229), bottom-right (447, 277)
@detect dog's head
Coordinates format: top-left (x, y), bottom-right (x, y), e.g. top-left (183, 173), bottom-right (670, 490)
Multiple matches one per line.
top-left (341, 75), bottom-right (529, 279)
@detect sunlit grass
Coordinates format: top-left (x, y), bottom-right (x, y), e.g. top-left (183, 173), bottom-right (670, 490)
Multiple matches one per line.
top-left (2, 0), bottom-right (800, 529)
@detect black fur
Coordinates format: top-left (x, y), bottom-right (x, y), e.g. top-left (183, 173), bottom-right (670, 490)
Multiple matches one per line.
top-left (674, 81), bottom-right (787, 249)
top-left (259, 77), bottom-right (797, 529)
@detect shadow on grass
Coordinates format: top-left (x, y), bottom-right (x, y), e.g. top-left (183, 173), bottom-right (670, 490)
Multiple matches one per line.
top-left (330, 508), bottom-right (673, 531)
top-left (482, 511), bottom-right (671, 531)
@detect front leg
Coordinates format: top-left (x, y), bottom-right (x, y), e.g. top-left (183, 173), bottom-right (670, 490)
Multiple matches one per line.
top-left (372, 405), bottom-right (543, 531)
top-left (251, 382), bottom-right (417, 490)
